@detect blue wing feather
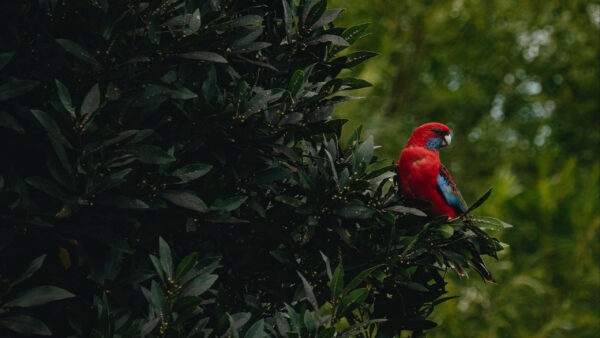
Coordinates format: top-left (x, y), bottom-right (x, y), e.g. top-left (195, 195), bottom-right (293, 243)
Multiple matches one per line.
top-left (437, 165), bottom-right (468, 214)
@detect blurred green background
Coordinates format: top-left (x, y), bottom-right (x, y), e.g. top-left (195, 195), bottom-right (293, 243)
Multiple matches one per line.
top-left (330, 0), bottom-right (600, 336)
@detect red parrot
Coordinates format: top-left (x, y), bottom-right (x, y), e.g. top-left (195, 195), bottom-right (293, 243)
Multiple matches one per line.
top-left (396, 122), bottom-right (496, 283)
top-left (396, 122), bottom-right (467, 218)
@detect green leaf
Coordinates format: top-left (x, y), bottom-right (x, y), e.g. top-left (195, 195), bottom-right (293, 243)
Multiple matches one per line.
top-left (202, 64), bottom-right (217, 100)
top-left (336, 288), bottom-right (368, 317)
top-left (437, 224), bottom-right (455, 238)
top-left (307, 34), bottom-right (349, 46)
top-left (55, 79), bottom-right (76, 118)
top-left (284, 303), bottom-right (300, 331)
top-left (274, 312), bottom-right (291, 336)
top-left (211, 196), bottom-right (247, 212)
top-left (149, 254), bottom-right (165, 283)
top-left (253, 167), bottom-right (290, 185)
top-left (11, 254), bottom-right (46, 287)
top-left (243, 319), bottom-right (265, 338)
top-left (0, 77), bottom-right (39, 100)
top-left (81, 83), bottom-right (101, 116)
top-left (274, 195), bottom-right (304, 207)
top-left (158, 237), bottom-right (174, 279)
top-left (310, 9), bottom-right (343, 30)
top-left (330, 263), bottom-right (344, 299)
top-left (339, 319), bottom-right (388, 336)
top-left (335, 202), bottom-right (375, 219)
top-left (179, 51), bottom-right (228, 63)
top-left (184, 8), bottom-right (201, 34)
top-left (281, 0), bottom-right (294, 41)
top-left (341, 77), bottom-right (372, 90)
top-left (231, 42), bottom-right (272, 54)
top-left (303, 310), bottom-right (316, 332)
top-left (280, 112), bottom-right (303, 125)
top-left (170, 86), bottom-right (198, 100)
top-left (231, 27), bottom-right (263, 49)
top-left (341, 23), bottom-right (369, 45)
top-left (232, 15), bottom-right (263, 27)
top-left (308, 104), bottom-right (334, 122)
top-left (25, 176), bottom-right (69, 201)
top-left (469, 216), bottom-right (513, 230)
top-left (4, 286), bottom-right (74, 307)
top-left (181, 273), bottom-right (218, 297)
top-left (0, 315), bottom-right (52, 336)
top-left (227, 312), bottom-right (251, 337)
top-left (160, 190), bottom-right (208, 213)
top-left (148, 21), bottom-right (160, 44)
top-left (109, 196), bottom-right (150, 209)
top-left (343, 265), bottom-right (382, 293)
top-left (318, 327), bottom-right (336, 338)
top-left (336, 51), bottom-right (379, 68)
top-left (0, 111), bottom-right (24, 133)
top-left (31, 109), bottom-right (60, 135)
top-left (463, 188), bottom-right (492, 215)
top-left (320, 251), bottom-right (332, 280)
top-left (355, 135), bottom-right (374, 167)
top-left (288, 70), bottom-right (305, 97)
top-left (150, 280), bottom-right (168, 316)
top-left (346, 125), bottom-right (363, 149)
top-left (227, 314), bottom-right (241, 338)
top-left (56, 38), bottom-right (100, 66)
top-left (385, 205), bottom-right (427, 217)
top-left (188, 317), bottom-right (210, 337)
top-left (398, 281), bottom-right (429, 292)
top-left (304, 0), bottom-right (326, 29)
top-left (0, 52), bottom-right (15, 71)
top-left (140, 317), bottom-right (159, 337)
top-left (297, 272), bottom-right (319, 312)
top-left (175, 252), bottom-right (198, 280)
top-left (137, 145), bottom-right (176, 164)
top-left (302, 0), bottom-right (319, 22)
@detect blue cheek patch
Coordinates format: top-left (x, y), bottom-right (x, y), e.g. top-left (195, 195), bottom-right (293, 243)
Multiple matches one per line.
top-left (426, 137), bottom-right (442, 150)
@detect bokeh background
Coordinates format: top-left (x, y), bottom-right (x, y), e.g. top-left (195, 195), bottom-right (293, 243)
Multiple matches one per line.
top-left (330, 0), bottom-right (600, 336)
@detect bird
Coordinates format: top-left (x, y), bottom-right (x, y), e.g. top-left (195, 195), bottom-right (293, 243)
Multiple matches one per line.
top-left (395, 122), bottom-right (466, 218)
top-left (395, 122), bottom-right (496, 283)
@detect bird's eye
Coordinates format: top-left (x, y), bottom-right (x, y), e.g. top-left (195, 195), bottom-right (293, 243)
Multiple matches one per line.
top-left (431, 128), bottom-right (444, 136)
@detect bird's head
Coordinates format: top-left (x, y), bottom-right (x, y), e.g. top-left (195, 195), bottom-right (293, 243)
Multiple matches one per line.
top-left (406, 122), bottom-right (452, 151)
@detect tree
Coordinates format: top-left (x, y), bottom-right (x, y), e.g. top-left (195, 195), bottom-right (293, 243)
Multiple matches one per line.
top-left (0, 1), bottom-right (507, 336)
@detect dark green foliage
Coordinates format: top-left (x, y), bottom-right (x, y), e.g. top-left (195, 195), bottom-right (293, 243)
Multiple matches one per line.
top-left (0, 0), bottom-right (506, 336)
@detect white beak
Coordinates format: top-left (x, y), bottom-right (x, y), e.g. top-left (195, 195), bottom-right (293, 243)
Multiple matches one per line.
top-left (442, 134), bottom-right (452, 147)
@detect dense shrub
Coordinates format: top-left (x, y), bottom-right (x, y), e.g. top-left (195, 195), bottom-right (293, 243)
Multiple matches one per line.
top-left (0, 0), bottom-right (508, 336)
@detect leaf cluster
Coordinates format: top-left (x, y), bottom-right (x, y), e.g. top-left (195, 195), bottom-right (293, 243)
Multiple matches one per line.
top-left (0, 0), bottom-right (507, 336)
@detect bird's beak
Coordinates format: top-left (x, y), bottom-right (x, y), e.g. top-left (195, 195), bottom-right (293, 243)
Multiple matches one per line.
top-left (442, 134), bottom-right (452, 147)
